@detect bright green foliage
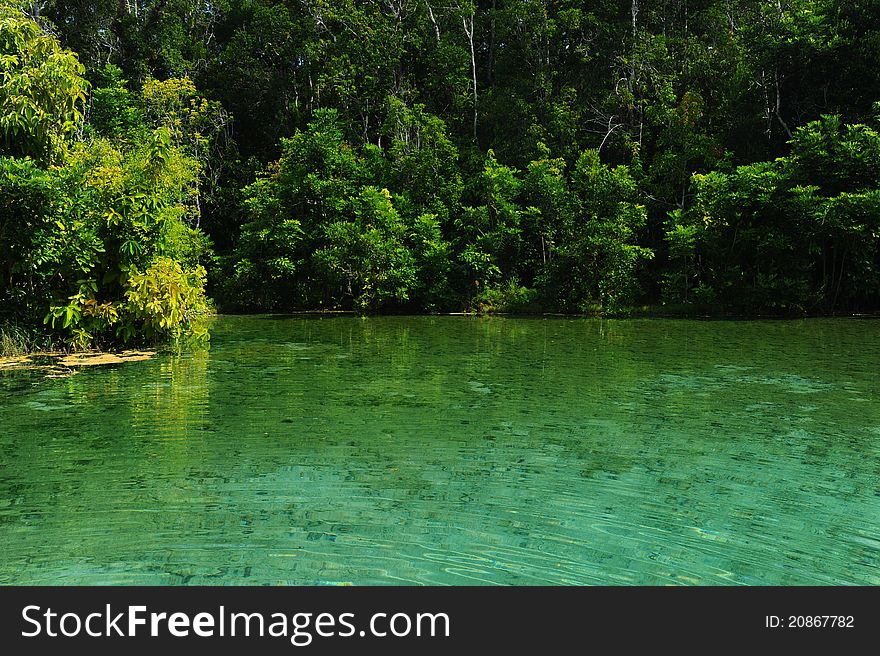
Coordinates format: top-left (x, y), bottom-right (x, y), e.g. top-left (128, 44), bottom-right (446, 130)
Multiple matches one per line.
top-left (225, 170), bottom-right (303, 310)
top-left (44, 279), bottom-right (117, 350)
top-left (382, 98), bottom-right (462, 222)
top-left (123, 257), bottom-right (210, 341)
top-left (0, 4), bottom-right (212, 348)
top-left (140, 76), bottom-right (230, 178)
top-left (32, 133), bottom-right (211, 346)
top-left (472, 278), bottom-right (540, 314)
top-left (0, 156), bottom-right (72, 320)
top-left (65, 127), bottom-right (206, 270)
top-left (457, 151), bottom-right (522, 290)
top-left (406, 211), bottom-right (454, 311)
top-left (0, 3), bottom-right (88, 163)
top-left (44, 253), bottom-right (211, 348)
top-left (314, 187), bottom-right (417, 312)
top-left (534, 150), bottom-right (653, 312)
top-left (225, 109), bottom-right (454, 313)
top-left (520, 149), bottom-right (577, 286)
top-left (87, 64), bottom-right (145, 141)
top-left (452, 145), bottom-right (653, 314)
top-left (223, 109), bottom-right (365, 310)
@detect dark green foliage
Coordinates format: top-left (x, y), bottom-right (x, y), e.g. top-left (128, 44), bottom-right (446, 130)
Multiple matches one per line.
top-left (1, 0), bottom-right (880, 330)
top-left (664, 115), bottom-right (880, 314)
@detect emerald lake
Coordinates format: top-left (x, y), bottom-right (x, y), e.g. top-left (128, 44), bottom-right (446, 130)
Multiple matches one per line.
top-left (1, 315), bottom-right (879, 585)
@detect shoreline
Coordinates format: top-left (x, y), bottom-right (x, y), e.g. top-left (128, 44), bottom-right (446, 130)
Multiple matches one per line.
top-left (4, 309), bottom-right (879, 361)
top-left (212, 307), bottom-right (880, 321)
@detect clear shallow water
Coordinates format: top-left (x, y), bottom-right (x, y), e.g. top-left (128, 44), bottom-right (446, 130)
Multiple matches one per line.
top-left (1, 315), bottom-right (879, 586)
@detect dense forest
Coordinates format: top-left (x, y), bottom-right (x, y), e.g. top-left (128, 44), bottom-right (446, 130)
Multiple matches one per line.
top-left (3, 0), bottom-right (880, 349)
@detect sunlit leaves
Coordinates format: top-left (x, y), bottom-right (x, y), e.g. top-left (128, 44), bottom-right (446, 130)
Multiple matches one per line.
top-left (124, 257), bottom-right (210, 341)
top-left (0, 4), bottom-right (88, 163)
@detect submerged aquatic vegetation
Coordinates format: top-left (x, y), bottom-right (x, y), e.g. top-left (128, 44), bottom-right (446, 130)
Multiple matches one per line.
top-left (0, 348), bottom-right (155, 376)
top-left (59, 351), bottom-right (155, 367)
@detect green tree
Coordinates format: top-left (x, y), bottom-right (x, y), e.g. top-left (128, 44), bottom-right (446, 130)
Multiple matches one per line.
top-left (0, 2), bottom-right (88, 163)
top-left (542, 149), bottom-right (653, 312)
top-left (314, 186), bottom-right (417, 312)
top-left (87, 64), bottom-right (145, 141)
top-left (456, 150), bottom-right (523, 291)
top-left (664, 114), bottom-right (880, 314)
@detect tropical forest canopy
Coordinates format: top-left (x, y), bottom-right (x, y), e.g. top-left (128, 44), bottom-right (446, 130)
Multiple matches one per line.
top-left (4, 0), bottom-right (880, 348)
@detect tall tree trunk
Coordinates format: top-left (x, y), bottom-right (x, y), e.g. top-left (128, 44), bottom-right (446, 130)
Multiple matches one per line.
top-left (426, 2), bottom-right (440, 45)
top-left (774, 70), bottom-right (793, 139)
top-left (630, 0), bottom-right (643, 148)
top-left (463, 11), bottom-right (477, 141)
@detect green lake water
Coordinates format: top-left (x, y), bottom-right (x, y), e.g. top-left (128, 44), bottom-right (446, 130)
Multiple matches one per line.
top-left (1, 315), bottom-right (879, 585)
